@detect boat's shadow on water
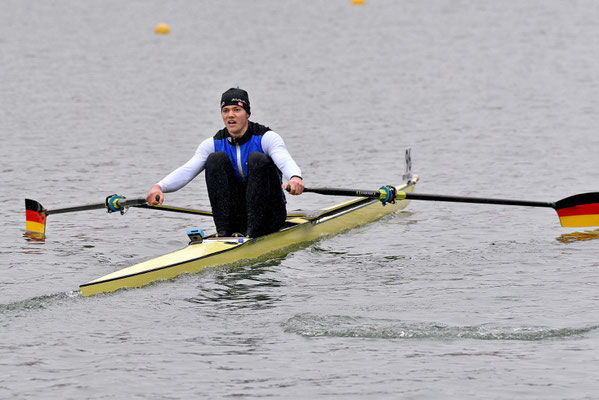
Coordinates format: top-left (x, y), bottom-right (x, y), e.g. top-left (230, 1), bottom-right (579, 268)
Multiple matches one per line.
top-left (183, 258), bottom-right (286, 310)
top-left (557, 229), bottom-right (599, 244)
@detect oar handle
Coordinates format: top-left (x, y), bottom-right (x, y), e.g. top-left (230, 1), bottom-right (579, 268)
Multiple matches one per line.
top-left (302, 187), bottom-right (382, 198)
top-left (135, 204), bottom-right (213, 216)
top-left (300, 186), bottom-right (399, 205)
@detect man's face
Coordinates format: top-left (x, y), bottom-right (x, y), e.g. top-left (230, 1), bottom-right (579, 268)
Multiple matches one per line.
top-left (221, 105), bottom-right (250, 138)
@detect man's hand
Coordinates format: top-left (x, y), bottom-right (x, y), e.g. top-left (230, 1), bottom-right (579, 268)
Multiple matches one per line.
top-left (284, 176), bottom-right (304, 195)
top-left (146, 185), bottom-right (164, 205)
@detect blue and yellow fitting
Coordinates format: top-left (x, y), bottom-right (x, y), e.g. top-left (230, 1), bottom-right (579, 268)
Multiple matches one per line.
top-left (106, 195), bottom-right (125, 213)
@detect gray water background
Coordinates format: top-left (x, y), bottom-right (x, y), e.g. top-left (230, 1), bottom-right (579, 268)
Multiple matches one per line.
top-left (2, 0), bottom-right (599, 398)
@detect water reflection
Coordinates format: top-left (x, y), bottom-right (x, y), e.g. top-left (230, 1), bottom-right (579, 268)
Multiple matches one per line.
top-left (557, 229), bottom-right (599, 244)
top-left (185, 259), bottom-right (285, 310)
top-left (23, 231), bottom-right (46, 242)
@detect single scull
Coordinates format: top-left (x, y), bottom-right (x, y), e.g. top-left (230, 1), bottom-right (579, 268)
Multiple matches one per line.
top-left (25, 148), bottom-right (599, 297)
top-left (79, 177), bottom-right (419, 296)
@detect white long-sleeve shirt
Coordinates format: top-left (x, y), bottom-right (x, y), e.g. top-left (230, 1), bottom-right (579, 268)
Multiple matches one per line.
top-left (157, 130), bottom-right (302, 193)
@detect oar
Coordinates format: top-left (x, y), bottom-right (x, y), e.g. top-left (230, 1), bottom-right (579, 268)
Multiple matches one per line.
top-left (27, 197), bottom-right (147, 216)
top-left (25, 194), bottom-right (309, 239)
top-left (300, 186), bottom-right (599, 228)
top-left (24, 195), bottom-right (214, 238)
top-left (25, 195), bottom-right (142, 237)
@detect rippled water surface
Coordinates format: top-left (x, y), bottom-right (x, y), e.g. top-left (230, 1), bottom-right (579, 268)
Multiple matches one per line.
top-left (2, 1), bottom-right (599, 399)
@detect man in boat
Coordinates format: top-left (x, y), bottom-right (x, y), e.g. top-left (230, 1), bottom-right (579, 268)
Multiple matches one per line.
top-left (146, 88), bottom-right (304, 238)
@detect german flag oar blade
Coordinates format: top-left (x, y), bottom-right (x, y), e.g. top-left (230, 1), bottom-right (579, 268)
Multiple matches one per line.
top-left (554, 192), bottom-right (599, 227)
top-left (25, 199), bottom-right (47, 237)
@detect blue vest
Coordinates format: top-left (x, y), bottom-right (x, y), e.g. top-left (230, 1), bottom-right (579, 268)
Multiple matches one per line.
top-left (213, 122), bottom-right (270, 181)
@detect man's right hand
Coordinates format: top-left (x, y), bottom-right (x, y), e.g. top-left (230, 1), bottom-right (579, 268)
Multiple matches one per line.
top-left (146, 185), bottom-right (164, 205)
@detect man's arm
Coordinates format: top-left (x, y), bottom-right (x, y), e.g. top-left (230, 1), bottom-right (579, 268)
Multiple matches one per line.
top-left (262, 131), bottom-right (304, 195)
top-left (145, 138), bottom-right (215, 204)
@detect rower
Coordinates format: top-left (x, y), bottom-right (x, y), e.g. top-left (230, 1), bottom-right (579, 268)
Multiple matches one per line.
top-left (146, 88), bottom-right (304, 238)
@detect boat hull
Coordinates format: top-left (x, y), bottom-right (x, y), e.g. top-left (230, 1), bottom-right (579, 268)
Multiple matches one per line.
top-left (80, 178), bottom-right (417, 296)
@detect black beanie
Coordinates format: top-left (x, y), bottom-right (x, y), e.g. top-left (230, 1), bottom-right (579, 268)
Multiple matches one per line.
top-left (220, 88), bottom-right (251, 115)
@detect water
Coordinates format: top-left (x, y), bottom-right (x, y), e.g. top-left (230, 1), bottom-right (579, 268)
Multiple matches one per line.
top-left (2, 0), bottom-right (599, 398)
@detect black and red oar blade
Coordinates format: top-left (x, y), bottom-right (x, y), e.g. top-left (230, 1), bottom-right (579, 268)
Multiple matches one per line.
top-left (554, 192), bottom-right (599, 227)
top-left (25, 199), bottom-right (47, 238)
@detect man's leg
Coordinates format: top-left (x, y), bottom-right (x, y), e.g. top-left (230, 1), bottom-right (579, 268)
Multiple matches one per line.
top-left (205, 152), bottom-right (247, 236)
top-left (245, 152), bottom-right (287, 237)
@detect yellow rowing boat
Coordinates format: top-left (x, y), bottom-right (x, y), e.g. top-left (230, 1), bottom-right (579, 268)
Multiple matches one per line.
top-left (79, 176), bottom-right (419, 296)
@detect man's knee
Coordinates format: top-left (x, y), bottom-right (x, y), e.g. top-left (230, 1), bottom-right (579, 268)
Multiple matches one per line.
top-left (247, 152), bottom-right (271, 170)
top-left (205, 151), bottom-right (229, 172)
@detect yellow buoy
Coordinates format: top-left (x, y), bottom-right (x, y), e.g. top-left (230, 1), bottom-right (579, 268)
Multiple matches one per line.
top-left (352, 0), bottom-right (365, 4)
top-left (155, 23), bottom-right (170, 34)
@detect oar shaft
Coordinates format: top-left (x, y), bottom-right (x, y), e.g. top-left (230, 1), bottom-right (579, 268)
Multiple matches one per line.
top-left (405, 192), bottom-right (554, 208)
top-left (46, 198), bottom-right (147, 215)
top-left (302, 187), bottom-right (554, 208)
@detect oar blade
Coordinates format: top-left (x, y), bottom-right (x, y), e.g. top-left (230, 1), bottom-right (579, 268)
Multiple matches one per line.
top-left (554, 192), bottom-right (599, 227)
top-left (25, 199), bottom-right (47, 238)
